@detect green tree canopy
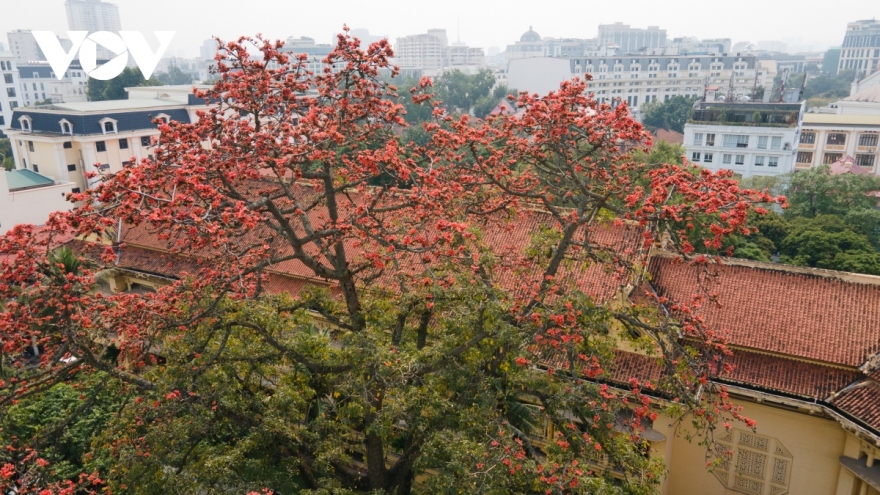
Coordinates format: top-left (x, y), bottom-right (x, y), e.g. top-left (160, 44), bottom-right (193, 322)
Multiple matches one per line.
top-left (785, 165), bottom-right (880, 218)
top-left (639, 95), bottom-right (697, 133)
top-left (87, 67), bottom-right (160, 101)
top-left (155, 65), bottom-right (194, 85)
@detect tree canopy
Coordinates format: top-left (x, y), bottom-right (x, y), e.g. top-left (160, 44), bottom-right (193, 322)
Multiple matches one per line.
top-left (154, 65), bottom-right (194, 85)
top-left (639, 96), bottom-right (697, 133)
top-left (0, 31), bottom-right (779, 494)
top-left (87, 67), bottom-right (160, 101)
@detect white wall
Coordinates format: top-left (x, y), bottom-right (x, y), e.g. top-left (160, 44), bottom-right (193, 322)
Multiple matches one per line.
top-left (507, 57), bottom-right (573, 96)
top-left (683, 123), bottom-right (799, 177)
top-left (0, 171), bottom-right (76, 235)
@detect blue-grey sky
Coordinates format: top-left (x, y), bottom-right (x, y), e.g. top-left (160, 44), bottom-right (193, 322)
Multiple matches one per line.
top-left (1, 0), bottom-right (876, 58)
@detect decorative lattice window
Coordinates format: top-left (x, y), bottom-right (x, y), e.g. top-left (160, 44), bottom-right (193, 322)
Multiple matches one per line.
top-left (714, 429), bottom-right (792, 495)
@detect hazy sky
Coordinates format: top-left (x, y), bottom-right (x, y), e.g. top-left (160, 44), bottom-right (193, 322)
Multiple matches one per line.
top-left (1, 0), bottom-right (876, 58)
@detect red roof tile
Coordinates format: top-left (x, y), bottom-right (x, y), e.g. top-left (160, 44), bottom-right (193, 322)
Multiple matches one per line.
top-left (833, 381), bottom-right (880, 431)
top-left (648, 256), bottom-right (880, 367)
top-left (720, 351), bottom-right (859, 399)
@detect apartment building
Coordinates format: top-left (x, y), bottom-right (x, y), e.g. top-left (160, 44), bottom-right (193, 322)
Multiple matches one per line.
top-left (4, 94), bottom-right (203, 192)
top-left (566, 54), bottom-right (762, 112)
top-left (17, 62), bottom-right (89, 106)
top-left (796, 87), bottom-right (880, 173)
top-left (839, 19), bottom-right (880, 76)
top-left (0, 52), bottom-right (22, 133)
top-left (683, 101), bottom-right (803, 177)
top-left (394, 29), bottom-right (484, 72)
top-left (6, 30), bottom-right (44, 63)
top-left (597, 23), bottom-right (666, 53)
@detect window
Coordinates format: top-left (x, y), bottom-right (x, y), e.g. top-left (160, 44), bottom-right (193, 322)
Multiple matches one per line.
top-left (757, 136), bottom-right (768, 149)
top-left (859, 134), bottom-right (879, 147)
top-left (32, 164), bottom-right (39, 172)
top-left (723, 134), bottom-right (749, 148)
top-left (706, 133), bottom-right (715, 146)
top-left (97, 163), bottom-right (109, 171)
top-left (96, 141), bottom-right (106, 152)
top-left (826, 133), bottom-right (846, 145)
top-left (735, 154), bottom-right (745, 165)
top-left (22, 158), bottom-right (27, 169)
top-left (691, 152), bottom-right (701, 162)
top-left (714, 430), bottom-right (793, 495)
top-left (796, 152), bottom-right (813, 163)
top-left (856, 154), bottom-right (876, 167)
top-left (99, 118), bottom-right (118, 134)
top-left (3, 74), bottom-right (12, 84)
top-left (768, 156), bottom-right (779, 167)
top-left (19, 116), bottom-right (31, 131)
top-left (704, 153), bottom-right (713, 163)
top-left (824, 153), bottom-right (843, 164)
top-left (723, 154), bottom-right (732, 164)
top-left (6, 88), bottom-right (15, 97)
top-left (0, 117), bottom-right (4, 126)
top-left (122, 160), bottom-right (132, 168)
top-left (693, 133), bottom-right (704, 146)
top-left (754, 156), bottom-right (765, 166)
top-left (67, 164), bottom-right (76, 171)
top-left (771, 137), bottom-right (782, 150)
top-left (63, 141), bottom-right (72, 149)
top-left (119, 138), bottom-right (129, 150)
top-left (141, 136), bottom-right (152, 147)
top-left (28, 141), bottom-right (34, 152)
top-left (60, 119), bottom-right (72, 135)
top-left (800, 132), bottom-right (816, 144)
top-left (71, 187), bottom-right (81, 194)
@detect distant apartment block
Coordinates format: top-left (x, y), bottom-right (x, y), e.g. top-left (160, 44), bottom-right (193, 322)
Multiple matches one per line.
top-left (839, 19), bottom-right (880, 76)
top-left (796, 87), bottom-right (880, 174)
top-left (17, 62), bottom-right (89, 106)
top-left (504, 27), bottom-right (592, 67)
top-left (566, 54), bottom-right (760, 111)
top-left (683, 101), bottom-right (804, 177)
top-left (597, 23), bottom-right (666, 53)
top-left (65, 0), bottom-right (121, 32)
top-left (6, 30), bottom-right (44, 63)
top-left (394, 29), bottom-right (484, 71)
top-left (0, 52), bottom-right (22, 133)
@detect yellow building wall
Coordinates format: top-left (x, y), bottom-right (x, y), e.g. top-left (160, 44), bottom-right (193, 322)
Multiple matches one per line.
top-left (658, 398), bottom-right (848, 495)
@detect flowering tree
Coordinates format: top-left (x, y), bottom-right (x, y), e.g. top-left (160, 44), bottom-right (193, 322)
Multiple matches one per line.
top-left (0, 29), bottom-right (780, 494)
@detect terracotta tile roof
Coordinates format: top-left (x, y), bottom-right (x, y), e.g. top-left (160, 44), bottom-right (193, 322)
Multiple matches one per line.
top-left (647, 256), bottom-right (880, 367)
top-left (652, 129), bottom-right (684, 145)
top-left (833, 381), bottom-right (880, 431)
top-left (115, 182), bottom-right (645, 304)
top-left (720, 351), bottom-right (860, 399)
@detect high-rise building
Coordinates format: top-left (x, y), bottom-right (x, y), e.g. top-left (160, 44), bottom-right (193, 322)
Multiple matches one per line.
top-left (7, 30), bottom-right (44, 63)
top-left (597, 23), bottom-right (666, 53)
top-left (0, 52), bottom-right (23, 134)
top-left (65, 0), bottom-right (122, 61)
top-left (65, 0), bottom-right (122, 32)
top-left (394, 29), bottom-right (484, 73)
top-left (839, 19), bottom-right (880, 76)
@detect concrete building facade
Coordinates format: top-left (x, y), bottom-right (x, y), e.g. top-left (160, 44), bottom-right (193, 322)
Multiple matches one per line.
top-left (597, 23), bottom-right (666, 53)
top-left (394, 29), bottom-right (484, 72)
top-left (17, 62), bottom-right (89, 106)
top-left (6, 30), bottom-right (44, 64)
top-left (797, 87), bottom-right (880, 174)
top-left (0, 169), bottom-right (76, 235)
top-left (0, 52), bottom-right (22, 133)
top-left (839, 20), bottom-right (880, 77)
top-left (683, 101), bottom-right (803, 177)
top-left (4, 94), bottom-right (203, 192)
top-left (65, 0), bottom-right (122, 60)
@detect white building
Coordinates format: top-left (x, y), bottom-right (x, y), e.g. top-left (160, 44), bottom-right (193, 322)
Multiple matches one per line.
top-left (18, 62), bottom-right (88, 106)
top-left (839, 19), bottom-right (880, 77)
top-left (6, 30), bottom-right (44, 64)
top-left (597, 23), bottom-right (666, 54)
top-left (4, 89), bottom-right (206, 192)
top-left (65, 0), bottom-right (122, 60)
top-left (394, 29), bottom-right (485, 72)
top-left (683, 101), bottom-right (804, 177)
top-left (507, 57), bottom-right (573, 95)
top-left (0, 169), bottom-right (76, 235)
top-left (797, 87), bottom-right (880, 174)
top-left (0, 52), bottom-right (22, 133)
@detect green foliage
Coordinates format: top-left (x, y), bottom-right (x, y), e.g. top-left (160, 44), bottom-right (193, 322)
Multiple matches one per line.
top-left (433, 69), bottom-right (495, 115)
top-left (786, 165), bottom-right (880, 218)
top-left (0, 372), bottom-right (126, 483)
top-left (804, 70), bottom-right (856, 100)
top-left (0, 138), bottom-right (13, 171)
top-left (155, 66), bottom-right (194, 85)
top-left (640, 95), bottom-right (697, 133)
top-left (632, 141), bottom-right (686, 167)
top-left (87, 67), bottom-right (160, 101)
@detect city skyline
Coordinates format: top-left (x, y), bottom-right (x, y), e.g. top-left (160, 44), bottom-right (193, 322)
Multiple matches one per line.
top-left (0, 0), bottom-right (875, 59)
